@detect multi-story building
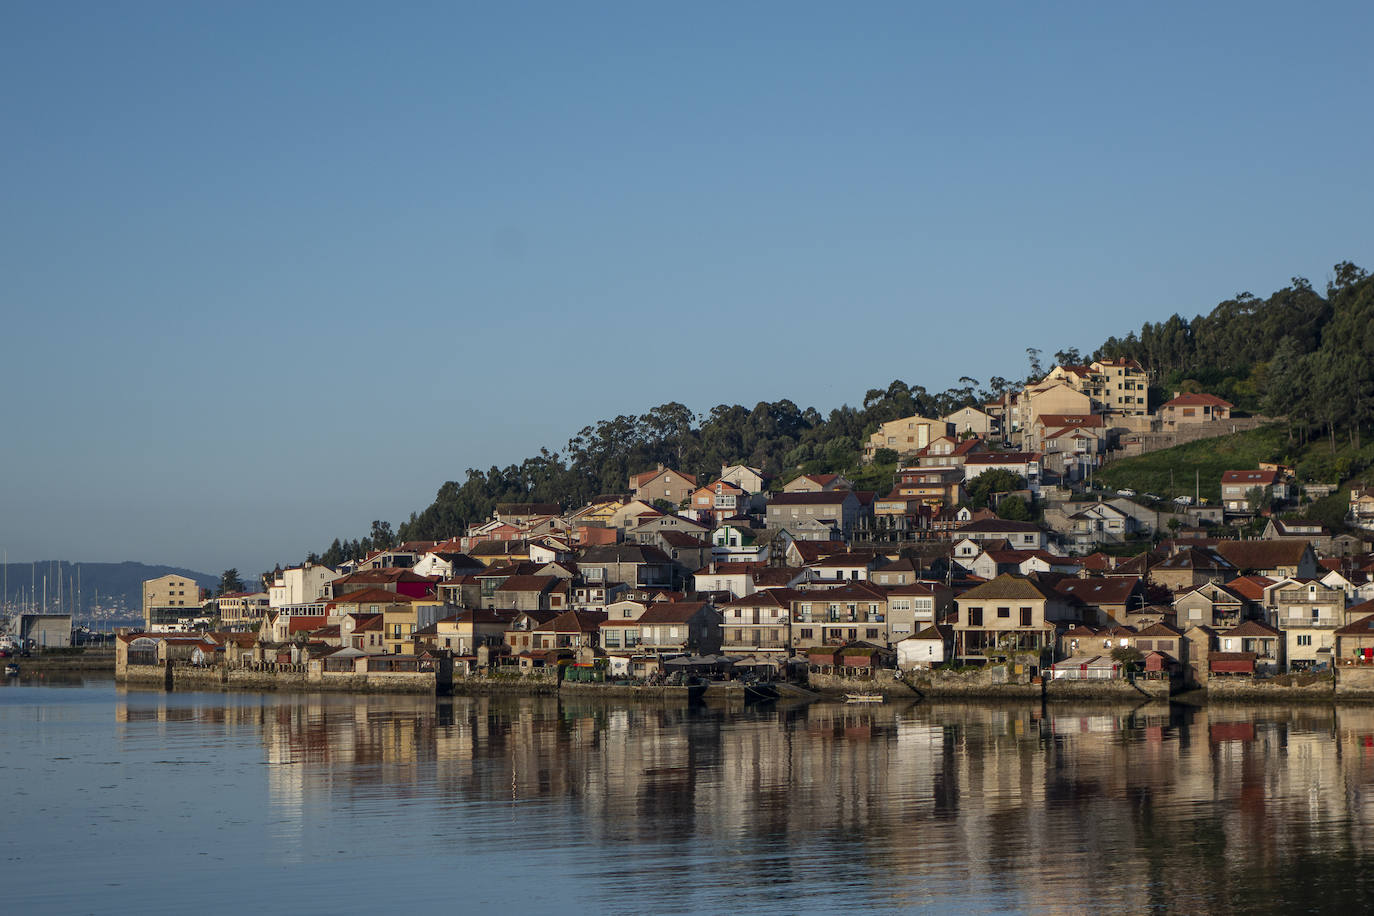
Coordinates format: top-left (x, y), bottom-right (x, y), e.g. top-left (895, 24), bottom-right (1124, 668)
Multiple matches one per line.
top-left (863, 415), bottom-right (955, 461)
top-left (268, 563), bottom-right (337, 613)
top-left (1271, 579), bottom-right (1346, 671)
top-left (142, 574), bottom-right (203, 631)
top-left (789, 584), bottom-right (890, 651)
top-left (216, 591), bottom-right (270, 628)
top-left (1043, 359), bottom-right (1149, 418)
top-left (718, 591), bottom-right (795, 659)
top-left (951, 574), bottom-right (1078, 663)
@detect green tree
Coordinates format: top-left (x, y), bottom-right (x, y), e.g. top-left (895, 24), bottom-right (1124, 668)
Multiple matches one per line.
top-left (966, 469), bottom-right (1027, 509)
top-left (218, 569), bottom-right (244, 596)
top-left (370, 520), bottom-right (396, 551)
top-left (996, 495), bottom-right (1031, 521)
top-left (872, 448), bottom-right (899, 465)
top-left (1111, 645), bottom-right (1144, 670)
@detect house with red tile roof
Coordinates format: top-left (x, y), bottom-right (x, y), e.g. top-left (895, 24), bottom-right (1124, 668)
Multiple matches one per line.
top-left (1160, 392), bottom-right (1232, 428)
top-left (629, 466), bottom-right (697, 504)
top-left (1217, 619), bottom-right (1285, 674)
top-left (1220, 469), bottom-right (1289, 512)
top-left (782, 472), bottom-right (854, 493)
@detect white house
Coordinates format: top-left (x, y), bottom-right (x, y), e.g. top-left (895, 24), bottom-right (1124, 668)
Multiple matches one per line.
top-left (898, 625), bottom-right (953, 669)
top-left (268, 564), bottom-right (337, 611)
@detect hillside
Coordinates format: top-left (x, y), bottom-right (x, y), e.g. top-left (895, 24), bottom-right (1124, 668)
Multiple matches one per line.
top-left (1, 561), bottom-right (217, 623)
top-left (304, 261), bottom-right (1373, 566)
top-left (1096, 424), bottom-right (1374, 526)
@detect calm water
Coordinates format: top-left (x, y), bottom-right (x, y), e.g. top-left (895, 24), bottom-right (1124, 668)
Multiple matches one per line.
top-left (4, 678), bottom-right (1374, 914)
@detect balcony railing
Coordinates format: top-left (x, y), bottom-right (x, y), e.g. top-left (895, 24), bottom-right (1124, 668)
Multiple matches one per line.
top-left (1282, 617), bottom-right (1341, 629)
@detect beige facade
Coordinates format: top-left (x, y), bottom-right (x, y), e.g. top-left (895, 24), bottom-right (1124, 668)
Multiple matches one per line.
top-left (1274, 580), bottom-right (1345, 670)
top-left (864, 416), bottom-right (954, 460)
top-left (1042, 359), bottom-right (1149, 418)
top-left (217, 592), bottom-right (270, 626)
top-left (943, 406), bottom-right (998, 438)
top-left (1023, 383), bottom-right (1093, 431)
top-left (143, 574), bottom-right (202, 630)
top-left (952, 574), bottom-right (1076, 662)
top-left (629, 467), bottom-right (697, 504)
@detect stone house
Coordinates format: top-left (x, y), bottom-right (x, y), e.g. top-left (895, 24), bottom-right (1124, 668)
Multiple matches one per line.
top-left (629, 466), bottom-right (698, 505)
top-left (634, 602), bottom-right (721, 655)
top-left (1159, 392), bottom-right (1232, 428)
top-left (765, 491), bottom-right (864, 537)
top-left (864, 416), bottom-right (954, 461)
top-left (951, 574), bottom-right (1078, 663)
top-left (1214, 540), bottom-right (1319, 579)
top-left (1216, 620), bottom-right (1285, 674)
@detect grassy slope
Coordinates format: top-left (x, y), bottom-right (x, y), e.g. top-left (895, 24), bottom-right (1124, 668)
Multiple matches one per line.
top-left (1097, 424), bottom-right (1374, 516)
top-left (1096, 425), bottom-right (1289, 504)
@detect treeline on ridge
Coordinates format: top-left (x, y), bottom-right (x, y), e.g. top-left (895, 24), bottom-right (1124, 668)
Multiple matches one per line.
top-left (313, 260), bottom-right (1374, 568)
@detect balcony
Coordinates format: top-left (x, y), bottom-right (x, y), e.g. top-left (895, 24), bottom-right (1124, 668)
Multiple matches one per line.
top-left (1282, 617), bottom-right (1341, 629)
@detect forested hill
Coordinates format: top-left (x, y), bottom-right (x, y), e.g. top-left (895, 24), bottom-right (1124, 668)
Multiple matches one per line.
top-left (1093, 262), bottom-right (1373, 430)
top-left (314, 261), bottom-right (1373, 566)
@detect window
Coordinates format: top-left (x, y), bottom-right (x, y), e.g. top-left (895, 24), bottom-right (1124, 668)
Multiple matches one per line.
top-left (968, 607), bottom-right (983, 626)
top-left (997, 607), bottom-right (1010, 619)
top-left (866, 628), bottom-right (879, 639)
top-left (1297, 634), bottom-right (1312, 646)
top-left (1020, 607), bottom-right (1032, 627)
top-left (799, 628), bottom-right (813, 639)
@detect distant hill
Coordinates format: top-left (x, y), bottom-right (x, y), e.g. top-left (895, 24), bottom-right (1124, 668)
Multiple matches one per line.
top-left (1, 561), bottom-right (217, 623)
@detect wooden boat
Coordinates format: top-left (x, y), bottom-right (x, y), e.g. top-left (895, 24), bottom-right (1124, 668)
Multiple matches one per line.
top-left (844, 693), bottom-right (883, 703)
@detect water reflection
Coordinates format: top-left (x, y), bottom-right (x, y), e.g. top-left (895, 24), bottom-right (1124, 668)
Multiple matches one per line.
top-left (103, 692), bottom-right (1374, 912)
top-left (9, 682), bottom-right (1374, 912)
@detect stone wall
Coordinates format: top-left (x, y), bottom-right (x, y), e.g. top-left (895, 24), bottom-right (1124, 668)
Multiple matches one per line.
top-left (1045, 678), bottom-right (1172, 701)
top-left (1113, 417), bottom-right (1272, 458)
top-left (117, 663), bottom-right (436, 694)
top-left (120, 663), bottom-right (169, 686)
top-left (314, 671), bottom-right (436, 694)
top-left (451, 670), bottom-right (560, 696)
top-left (559, 682), bottom-right (697, 702)
top-left (805, 668), bottom-right (916, 697)
top-left (1207, 673), bottom-right (1335, 701)
top-left (904, 662), bottom-right (1042, 699)
top-left (1336, 666), bottom-right (1374, 699)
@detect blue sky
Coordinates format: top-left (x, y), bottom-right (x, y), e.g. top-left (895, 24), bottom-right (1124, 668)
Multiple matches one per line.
top-left (2, 1), bottom-right (1372, 577)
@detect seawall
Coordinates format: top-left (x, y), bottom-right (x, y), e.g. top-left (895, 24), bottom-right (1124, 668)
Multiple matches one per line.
top-left (117, 663), bottom-right (437, 694)
top-left (809, 669), bottom-right (917, 697)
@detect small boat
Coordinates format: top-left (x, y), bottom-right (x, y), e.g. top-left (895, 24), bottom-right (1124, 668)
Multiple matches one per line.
top-left (4, 663), bottom-right (19, 677)
top-left (844, 693), bottom-right (883, 703)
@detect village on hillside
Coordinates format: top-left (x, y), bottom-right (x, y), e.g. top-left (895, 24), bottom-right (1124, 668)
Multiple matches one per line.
top-left (115, 358), bottom-right (1374, 695)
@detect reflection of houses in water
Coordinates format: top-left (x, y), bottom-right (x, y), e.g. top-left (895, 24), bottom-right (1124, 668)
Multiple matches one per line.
top-left (109, 686), bottom-right (1374, 909)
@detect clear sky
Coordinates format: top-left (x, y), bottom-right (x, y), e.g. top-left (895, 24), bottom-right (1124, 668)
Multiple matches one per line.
top-left (3, 1), bottom-right (1372, 577)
